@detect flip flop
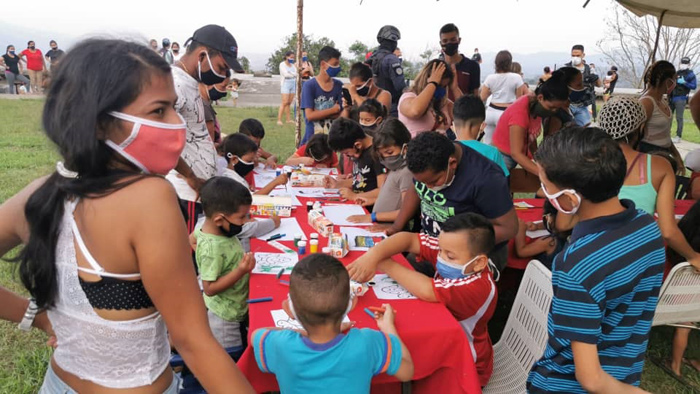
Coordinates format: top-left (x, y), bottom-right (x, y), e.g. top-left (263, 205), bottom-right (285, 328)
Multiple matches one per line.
top-left (649, 356), bottom-right (690, 388)
top-left (683, 357), bottom-right (700, 373)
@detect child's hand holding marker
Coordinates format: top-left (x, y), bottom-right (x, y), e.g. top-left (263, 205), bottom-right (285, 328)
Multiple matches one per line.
top-left (367, 304), bottom-right (396, 332)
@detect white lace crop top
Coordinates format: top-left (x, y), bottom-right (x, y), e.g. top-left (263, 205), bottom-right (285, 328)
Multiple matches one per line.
top-left (47, 200), bottom-right (170, 388)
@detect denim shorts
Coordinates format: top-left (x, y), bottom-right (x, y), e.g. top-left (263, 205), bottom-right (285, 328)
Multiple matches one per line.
top-left (500, 152), bottom-right (518, 170)
top-left (39, 362), bottom-right (181, 393)
top-left (281, 78), bottom-right (296, 94)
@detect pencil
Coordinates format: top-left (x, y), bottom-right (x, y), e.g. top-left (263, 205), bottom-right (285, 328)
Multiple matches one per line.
top-left (247, 297), bottom-right (273, 304)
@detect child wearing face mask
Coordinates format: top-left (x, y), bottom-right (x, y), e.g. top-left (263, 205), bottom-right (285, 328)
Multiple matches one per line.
top-left (514, 200), bottom-right (572, 270)
top-left (194, 177), bottom-right (256, 348)
top-left (347, 212), bottom-right (498, 387)
top-left (252, 254), bottom-right (413, 393)
top-left (286, 133), bottom-right (338, 168)
top-left (346, 119), bottom-right (414, 230)
top-left (325, 118), bottom-right (386, 203)
top-left (528, 126), bottom-right (666, 393)
top-left (355, 98), bottom-right (386, 138)
top-left (220, 134), bottom-right (287, 195)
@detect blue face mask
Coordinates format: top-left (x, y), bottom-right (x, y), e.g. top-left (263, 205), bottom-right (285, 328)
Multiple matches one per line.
top-left (302, 56), bottom-right (308, 62)
top-left (288, 59), bottom-right (295, 64)
top-left (568, 86), bottom-right (587, 103)
top-left (433, 86), bottom-right (447, 100)
top-left (326, 64), bottom-right (342, 77)
top-left (435, 255), bottom-right (479, 280)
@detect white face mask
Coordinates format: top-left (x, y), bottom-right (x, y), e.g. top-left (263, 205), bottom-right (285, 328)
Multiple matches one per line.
top-left (571, 56), bottom-right (583, 67)
top-left (429, 160), bottom-right (455, 193)
top-left (540, 182), bottom-right (581, 215)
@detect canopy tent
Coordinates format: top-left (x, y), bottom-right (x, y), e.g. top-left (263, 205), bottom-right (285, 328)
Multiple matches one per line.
top-left (614, 0), bottom-right (700, 64)
top-left (617, 0), bottom-right (700, 29)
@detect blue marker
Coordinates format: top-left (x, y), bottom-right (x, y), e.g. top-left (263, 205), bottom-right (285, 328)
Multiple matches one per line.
top-left (266, 234), bottom-right (285, 242)
top-left (247, 297), bottom-right (273, 304)
top-left (363, 307), bottom-right (376, 319)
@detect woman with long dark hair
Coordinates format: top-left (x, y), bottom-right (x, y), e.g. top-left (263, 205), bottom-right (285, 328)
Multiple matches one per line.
top-left (639, 60), bottom-right (685, 172)
top-left (480, 50), bottom-right (528, 144)
top-left (0, 38), bottom-right (252, 393)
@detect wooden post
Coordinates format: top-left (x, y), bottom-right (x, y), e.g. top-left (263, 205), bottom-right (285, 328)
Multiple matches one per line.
top-left (295, 0), bottom-right (304, 148)
top-left (650, 10), bottom-right (667, 65)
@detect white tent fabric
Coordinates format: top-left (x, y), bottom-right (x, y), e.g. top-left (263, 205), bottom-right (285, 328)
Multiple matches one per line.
top-left (617, 0), bottom-right (700, 28)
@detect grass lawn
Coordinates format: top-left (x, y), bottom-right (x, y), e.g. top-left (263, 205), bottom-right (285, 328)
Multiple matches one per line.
top-left (0, 99), bottom-right (699, 392)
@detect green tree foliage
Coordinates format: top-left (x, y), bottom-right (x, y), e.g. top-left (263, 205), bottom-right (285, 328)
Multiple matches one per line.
top-left (267, 33), bottom-right (352, 78)
top-left (239, 56), bottom-right (251, 74)
top-left (348, 40), bottom-right (370, 63)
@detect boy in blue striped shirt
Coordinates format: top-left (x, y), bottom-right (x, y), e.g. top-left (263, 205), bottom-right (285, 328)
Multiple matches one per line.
top-left (527, 127), bottom-right (665, 393)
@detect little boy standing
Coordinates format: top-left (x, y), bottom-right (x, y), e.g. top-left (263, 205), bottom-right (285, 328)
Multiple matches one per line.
top-left (528, 127), bottom-right (665, 393)
top-left (252, 254), bottom-right (413, 393)
top-left (348, 212), bottom-right (498, 386)
top-left (195, 177), bottom-right (256, 348)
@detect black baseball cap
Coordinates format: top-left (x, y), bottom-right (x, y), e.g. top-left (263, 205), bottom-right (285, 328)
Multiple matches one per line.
top-left (186, 24), bottom-right (244, 73)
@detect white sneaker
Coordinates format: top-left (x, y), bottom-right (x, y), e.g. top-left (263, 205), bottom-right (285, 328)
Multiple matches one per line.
top-left (672, 136), bottom-right (681, 144)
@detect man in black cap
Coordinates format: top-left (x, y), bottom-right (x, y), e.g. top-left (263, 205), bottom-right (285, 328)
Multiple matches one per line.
top-left (166, 24), bottom-right (244, 233)
top-left (160, 38), bottom-right (174, 65)
top-left (368, 25), bottom-right (406, 117)
top-left (671, 56), bottom-right (697, 143)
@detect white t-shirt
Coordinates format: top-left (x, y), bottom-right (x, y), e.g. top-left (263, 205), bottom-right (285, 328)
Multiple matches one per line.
top-left (483, 72), bottom-right (524, 104)
top-left (221, 167), bottom-right (252, 192)
top-left (172, 67), bottom-right (217, 180)
top-left (279, 62), bottom-right (297, 83)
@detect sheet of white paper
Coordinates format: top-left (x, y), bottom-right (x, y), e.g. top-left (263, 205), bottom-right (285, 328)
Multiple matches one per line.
top-left (514, 201), bottom-right (535, 209)
top-left (322, 205), bottom-right (370, 226)
top-left (268, 189), bottom-right (302, 206)
top-left (340, 227), bottom-right (387, 251)
top-left (292, 188), bottom-right (340, 198)
top-left (271, 309), bottom-right (350, 330)
top-left (526, 229), bottom-right (550, 239)
top-left (254, 218), bottom-right (307, 241)
top-left (253, 172), bottom-right (277, 188)
top-left (676, 214), bottom-right (685, 220)
top-left (371, 274), bottom-right (417, 300)
top-left (252, 253), bottom-right (299, 275)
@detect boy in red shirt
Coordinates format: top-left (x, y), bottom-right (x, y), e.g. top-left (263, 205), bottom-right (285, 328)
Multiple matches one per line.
top-left (348, 212), bottom-right (497, 386)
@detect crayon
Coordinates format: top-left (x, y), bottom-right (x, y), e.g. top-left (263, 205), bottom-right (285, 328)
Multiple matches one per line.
top-left (266, 234), bottom-right (285, 242)
top-left (363, 307), bottom-right (376, 318)
top-left (276, 268), bottom-right (285, 279)
top-left (279, 280), bottom-right (290, 286)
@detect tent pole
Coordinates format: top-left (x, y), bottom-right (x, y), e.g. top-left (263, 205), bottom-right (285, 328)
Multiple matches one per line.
top-left (650, 10), bottom-right (667, 64)
top-left (294, 0), bottom-right (304, 148)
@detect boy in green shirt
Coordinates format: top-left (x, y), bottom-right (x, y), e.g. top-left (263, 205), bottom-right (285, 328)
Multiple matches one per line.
top-left (195, 177), bottom-right (256, 348)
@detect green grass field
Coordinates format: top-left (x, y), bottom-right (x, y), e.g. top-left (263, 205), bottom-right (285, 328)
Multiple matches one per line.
top-left (0, 98), bottom-right (698, 393)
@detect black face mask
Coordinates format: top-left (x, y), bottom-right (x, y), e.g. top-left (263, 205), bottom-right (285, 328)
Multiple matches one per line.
top-left (29, 46), bottom-right (35, 50)
top-left (51, 47), bottom-right (58, 51)
top-left (357, 84), bottom-right (371, 97)
top-left (442, 42), bottom-right (459, 56)
top-left (220, 218), bottom-right (243, 238)
top-left (531, 101), bottom-right (557, 119)
top-left (208, 86), bottom-right (227, 101)
top-left (233, 157), bottom-right (256, 177)
top-left (198, 53), bottom-right (227, 85)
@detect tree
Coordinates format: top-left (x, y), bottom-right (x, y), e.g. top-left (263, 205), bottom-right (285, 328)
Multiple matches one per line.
top-left (348, 40), bottom-right (370, 63)
top-left (597, 4), bottom-right (700, 88)
top-left (267, 33), bottom-right (352, 77)
top-left (239, 56), bottom-right (251, 74)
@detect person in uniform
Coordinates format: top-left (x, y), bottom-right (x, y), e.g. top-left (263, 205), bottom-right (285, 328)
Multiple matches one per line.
top-left (368, 25), bottom-right (407, 117)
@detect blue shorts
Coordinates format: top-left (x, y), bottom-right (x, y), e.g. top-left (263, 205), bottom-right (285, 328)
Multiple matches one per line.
top-left (281, 79), bottom-right (296, 94)
top-left (39, 362), bottom-right (181, 393)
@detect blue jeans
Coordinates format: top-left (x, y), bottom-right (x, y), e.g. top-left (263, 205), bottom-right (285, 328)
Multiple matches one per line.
top-left (570, 105), bottom-right (592, 126)
top-left (671, 98), bottom-right (687, 137)
top-left (39, 362), bottom-right (181, 393)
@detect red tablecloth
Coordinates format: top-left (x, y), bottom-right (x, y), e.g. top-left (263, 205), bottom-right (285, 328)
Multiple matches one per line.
top-left (237, 195), bottom-right (482, 394)
top-left (507, 199), bottom-right (696, 270)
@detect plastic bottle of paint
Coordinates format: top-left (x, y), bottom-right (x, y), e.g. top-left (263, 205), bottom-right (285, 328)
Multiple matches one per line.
top-left (294, 234), bottom-right (302, 247)
top-left (298, 241), bottom-right (307, 255)
top-left (310, 239), bottom-right (319, 253)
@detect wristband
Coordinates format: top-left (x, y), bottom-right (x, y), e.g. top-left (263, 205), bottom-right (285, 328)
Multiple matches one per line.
top-left (371, 212), bottom-right (378, 223)
top-left (427, 81), bottom-right (439, 88)
top-left (18, 298), bottom-right (39, 332)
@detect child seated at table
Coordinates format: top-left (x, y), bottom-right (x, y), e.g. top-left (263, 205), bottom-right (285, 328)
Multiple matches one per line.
top-left (221, 133), bottom-right (288, 195)
top-left (239, 118), bottom-right (278, 169)
top-left (195, 177), bottom-right (257, 348)
top-left (252, 254), bottom-right (414, 393)
top-left (347, 212), bottom-right (497, 387)
top-left (356, 98), bottom-right (386, 138)
top-left (453, 95), bottom-right (509, 176)
top-left (325, 117), bottom-right (386, 202)
top-left (285, 133), bottom-right (339, 168)
top-left (514, 200), bottom-right (572, 270)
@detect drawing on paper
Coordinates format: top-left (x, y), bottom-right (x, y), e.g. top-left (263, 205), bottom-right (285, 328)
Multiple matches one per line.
top-left (371, 274), bottom-right (417, 300)
top-left (252, 253), bottom-right (299, 275)
top-left (270, 309), bottom-right (304, 330)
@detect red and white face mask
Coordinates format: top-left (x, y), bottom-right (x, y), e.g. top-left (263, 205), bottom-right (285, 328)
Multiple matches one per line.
top-left (105, 111), bottom-right (186, 175)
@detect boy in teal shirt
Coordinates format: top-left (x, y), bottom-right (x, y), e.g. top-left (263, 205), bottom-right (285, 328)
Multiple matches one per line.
top-left (252, 254), bottom-right (414, 393)
top-left (453, 95), bottom-right (509, 176)
top-left (195, 177), bottom-right (256, 348)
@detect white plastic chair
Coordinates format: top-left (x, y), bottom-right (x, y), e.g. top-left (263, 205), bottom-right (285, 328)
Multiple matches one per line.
top-left (483, 260), bottom-right (553, 394)
top-left (652, 262), bottom-right (700, 329)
